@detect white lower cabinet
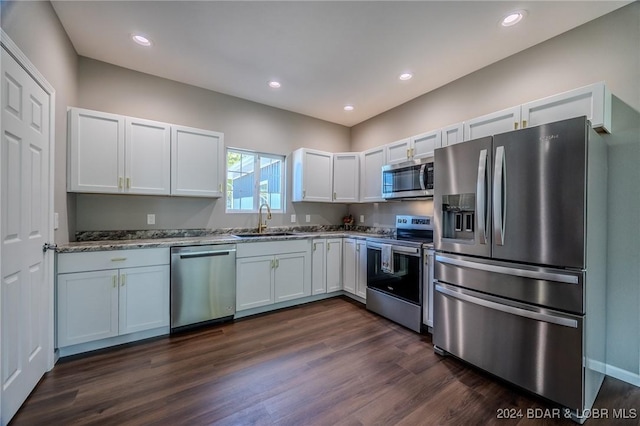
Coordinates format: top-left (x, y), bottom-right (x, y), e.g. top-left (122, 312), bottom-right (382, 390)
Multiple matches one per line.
top-left (311, 238), bottom-right (343, 294)
top-left (57, 249), bottom-right (170, 348)
top-left (236, 241), bottom-right (311, 311)
top-left (343, 238), bottom-right (367, 299)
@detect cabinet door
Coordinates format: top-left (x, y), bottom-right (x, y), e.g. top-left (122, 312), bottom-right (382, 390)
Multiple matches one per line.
top-left (333, 153), bottom-right (360, 202)
top-left (125, 117), bottom-right (171, 195)
top-left (68, 108), bottom-right (124, 193)
top-left (236, 256), bottom-right (274, 310)
top-left (326, 239), bottom-right (343, 292)
top-left (57, 270), bottom-right (119, 347)
top-left (274, 252), bottom-right (309, 302)
top-left (298, 149), bottom-right (333, 202)
top-left (171, 125), bottom-right (224, 197)
top-left (411, 130), bottom-right (441, 160)
top-left (385, 138), bottom-right (411, 165)
top-left (355, 241), bottom-right (367, 299)
top-left (360, 147), bottom-right (386, 202)
top-left (464, 106), bottom-right (521, 141)
top-left (342, 239), bottom-right (357, 294)
top-left (441, 123), bottom-right (464, 147)
top-left (119, 265), bottom-right (170, 335)
top-left (521, 82), bottom-right (611, 133)
top-left (311, 239), bottom-right (327, 295)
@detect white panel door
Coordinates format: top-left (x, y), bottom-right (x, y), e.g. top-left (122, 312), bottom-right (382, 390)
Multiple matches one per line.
top-left (57, 270), bottom-right (119, 347)
top-left (333, 153), bottom-right (359, 202)
top-left (1, 47), bottom-right (51, 424)
top-left (355, 241), bottom-right (367, 299)
top-left (303, 149), bottom-right (333, 202)
top-left (441, 123), bottom-right (464, 146)
top-left (236, 256), bottom-right (274, 310)
top-left (385, 138), bottom-right (411, 165)
top-left (311, 240), bottom-right (327, 295)
top-left (326, 239), bottom-right (343, 292)
top-left (125, 118), bottom-right (171, 195)
top-left (68, 107), bottom-right (124, 193)
top-left (360, 147), bottom-right (385, 202)
top-left (464, 106), bottom-right (521, 141)
top-left (411, 130), bottom-right (441, 160)
top-left (119, 265), bottom-right (170, 335)
top-left (342, 239), bottom-right (357, 295)
top-left (274, 252), bottom-right (308, 302)
top-left (171, 125), bottom-right (224, 197)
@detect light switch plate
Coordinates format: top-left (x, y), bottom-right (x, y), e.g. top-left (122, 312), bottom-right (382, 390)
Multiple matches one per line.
top-left (147, 214), bottom-right (156, 225)
top-left (54, 212), bottom-right (59, 230)
top-left (305, 214), bottom-right (311, 223)
top-left (291, 214), bottom-right (296, 223)
top-left (360, 215), bottom-right (365, 223)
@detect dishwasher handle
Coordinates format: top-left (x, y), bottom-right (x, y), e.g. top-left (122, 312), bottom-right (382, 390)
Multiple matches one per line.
top-left (177, 249), bottom-right (235, 259)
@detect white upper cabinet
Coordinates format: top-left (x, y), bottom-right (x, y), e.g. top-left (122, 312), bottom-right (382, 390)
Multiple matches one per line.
top-left (441, 122), bottom-right (464, 147)
top-left (385, 138), bottom-right (412, 165)
top-left (171, 125), bottom-right (224, 197)
top-left (521, 82), bottom-right (611, 133)
top-left (292, 148), bottom-right (359, 203)
top-left (411, 129), bottom-right (441, 160)
top-left (333, 153), bottom-right (360, 203)
top-left (125, 117), bottom-right (171, 195)
top-left (464, 106), bottom-right (522, 141)
top-left (360, 146), bottom-right (386, 202)
top-left (68, 108), bottom-right (124, 193)
top-left (292, 148), bottom-right (333, 202)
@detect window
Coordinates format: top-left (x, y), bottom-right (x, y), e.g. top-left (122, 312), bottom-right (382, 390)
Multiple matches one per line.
top-left (226, 148), bottom-right (285, 212)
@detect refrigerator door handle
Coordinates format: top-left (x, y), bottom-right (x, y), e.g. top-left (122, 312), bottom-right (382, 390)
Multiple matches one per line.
top-left (493, 146), bottom-right (506, 245)
top-left (476, 149), bottom-right (488, 244)
top-left (435, 283), bottom-right (578, 328)
top-left (435, 254), bottom-right (579, 284)
top-left (419, 164), bottom-right (426, 191)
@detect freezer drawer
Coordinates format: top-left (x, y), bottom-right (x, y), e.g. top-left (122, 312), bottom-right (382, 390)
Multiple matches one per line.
top-left (434, 282), bottom-right (584, 410)
top-left (435, 253), bottom-right (584, 314)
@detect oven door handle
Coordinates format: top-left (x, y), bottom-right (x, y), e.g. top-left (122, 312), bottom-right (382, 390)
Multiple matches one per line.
top-left (367, 242), bottom-right (420, 256)
top-left (435, 283), bottom-right (578, 328)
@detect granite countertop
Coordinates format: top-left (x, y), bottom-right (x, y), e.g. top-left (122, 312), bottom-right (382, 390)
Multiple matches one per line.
top-left (56, 227), bottom-right (393, 253)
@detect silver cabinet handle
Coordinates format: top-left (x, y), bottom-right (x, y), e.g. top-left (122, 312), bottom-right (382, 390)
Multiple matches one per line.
top-left (493, 146), bottom-right (506, 246)
top-left (111, 257), bottom-right (127, 262)
top-left (435, 283), bottom-right (578, 328)
top-left (476, 149), bottom-right (488, 245)
top-left (120, 274), bottom-right (126, 286)
top-left (435, 255), bottom-right (579, 284)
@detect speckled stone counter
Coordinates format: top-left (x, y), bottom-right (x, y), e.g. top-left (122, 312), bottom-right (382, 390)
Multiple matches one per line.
top-left (57, 226), bottom-right (395, 253)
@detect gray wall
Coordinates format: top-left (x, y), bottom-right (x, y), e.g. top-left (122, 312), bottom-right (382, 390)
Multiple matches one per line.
top-left (1, 0), bottom-right (78, 244)
top-left (74, 57), bottom-right (350, 231)
top-left (349, 3), bottom-right (640, 385)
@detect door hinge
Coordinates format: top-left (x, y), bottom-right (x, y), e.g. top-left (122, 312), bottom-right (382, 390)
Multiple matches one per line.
top-left (42, 242), bottom-right (58, 253)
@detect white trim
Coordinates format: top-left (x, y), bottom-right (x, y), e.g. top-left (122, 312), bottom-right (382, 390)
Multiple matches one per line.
top-left (0, 30), bottom-right (57, 377)
top-left (605, 364), bottom-right (640, 387)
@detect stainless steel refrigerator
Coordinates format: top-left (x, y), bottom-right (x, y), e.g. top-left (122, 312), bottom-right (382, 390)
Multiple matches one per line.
top-left (433, 116), bottom-right (607, 422)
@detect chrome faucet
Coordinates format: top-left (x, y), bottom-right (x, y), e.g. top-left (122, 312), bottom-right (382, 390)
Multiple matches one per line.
top-left (258, 203), bottom-right (272, 233)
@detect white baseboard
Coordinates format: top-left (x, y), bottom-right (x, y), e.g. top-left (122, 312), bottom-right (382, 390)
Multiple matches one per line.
top-left (605, 363), bottom-right (640, 387)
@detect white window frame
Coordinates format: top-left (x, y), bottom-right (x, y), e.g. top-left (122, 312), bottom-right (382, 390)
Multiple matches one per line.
top-left (226, 148), bottom-right (286, 213)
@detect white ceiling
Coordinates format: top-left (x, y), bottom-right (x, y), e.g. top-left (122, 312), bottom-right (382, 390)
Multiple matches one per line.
top-left (51, 1), bottom-right (630, 127)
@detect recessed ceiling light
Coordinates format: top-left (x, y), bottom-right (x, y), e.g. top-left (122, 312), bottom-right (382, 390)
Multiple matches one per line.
top-left (399, 73), bottom-right (413, 81)
top-left (501, 10), bottom-right (527, 27)
top-left (268, 81), bottom-right (281, 89)
top-left (344, 105), bottom-right (354, 112)
top-left (131, 34), bottom-right (152, 47)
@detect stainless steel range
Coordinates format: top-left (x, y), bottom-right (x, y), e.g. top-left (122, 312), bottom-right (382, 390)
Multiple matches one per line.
top-left (366, 215), bottom-right (433, 332)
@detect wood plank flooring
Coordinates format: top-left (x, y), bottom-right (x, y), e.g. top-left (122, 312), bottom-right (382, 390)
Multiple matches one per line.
top-left (11, 297), bottom-right (640, 425)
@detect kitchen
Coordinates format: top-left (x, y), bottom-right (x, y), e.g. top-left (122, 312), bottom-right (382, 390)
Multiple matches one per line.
top-left (1, 1), bottom-right (639, 424)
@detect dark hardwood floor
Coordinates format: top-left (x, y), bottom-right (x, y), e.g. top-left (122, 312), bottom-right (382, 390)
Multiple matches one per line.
top-left (11, 297), bottom-right (640, 425)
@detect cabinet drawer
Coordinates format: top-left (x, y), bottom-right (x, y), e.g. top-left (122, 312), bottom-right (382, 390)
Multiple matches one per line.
top-left (236, 240), bottom-right (311, 258)
top-left (57, 248), bottom-right (170, 274)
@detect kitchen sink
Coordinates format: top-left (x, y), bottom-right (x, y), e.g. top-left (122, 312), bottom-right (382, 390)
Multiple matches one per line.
top-left (233, 232), bottom-right (297, 238)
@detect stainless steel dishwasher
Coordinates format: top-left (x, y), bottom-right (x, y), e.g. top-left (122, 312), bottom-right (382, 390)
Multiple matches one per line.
top-left (170, 244), bottom-right (236, 331)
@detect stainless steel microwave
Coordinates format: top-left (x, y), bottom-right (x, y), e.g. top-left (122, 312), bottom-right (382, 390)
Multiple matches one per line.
top-left (382, 157), bottom-right (434, 199)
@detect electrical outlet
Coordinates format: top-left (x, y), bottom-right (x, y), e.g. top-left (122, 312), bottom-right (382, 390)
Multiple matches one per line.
top-left (147, 214), bottom-right (156, 225)
top-left (360, 215), bottom-right (365, 223)
top-left (291, 214), bottom-right (296, 223)
top-left (305, 214), bottom-right (311, 223)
